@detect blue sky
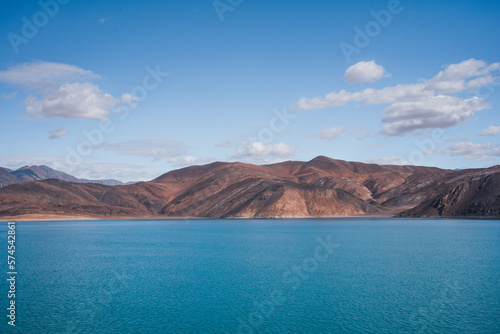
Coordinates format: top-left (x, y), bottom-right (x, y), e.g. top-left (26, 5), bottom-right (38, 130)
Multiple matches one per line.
top-left (1, 0), bottom-right (499, 182)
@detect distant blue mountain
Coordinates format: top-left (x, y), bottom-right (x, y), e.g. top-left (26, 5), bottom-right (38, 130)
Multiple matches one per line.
top-left (0, 165), bottom-right (125, 188)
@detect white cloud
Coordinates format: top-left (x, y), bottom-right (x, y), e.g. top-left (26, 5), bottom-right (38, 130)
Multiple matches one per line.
top-left (319, 127), bottom-right (346, 140)
top-left (0, 61), bottom-right (130, 120)
top-left (443, 140), bottom-right (500, 160)
top-left (49, 126), bottom-right (67, 139)
top-left (119, 93), bottom-right (137, 105)
top-left (26, 83), bottom-right (117, 120)
top-left (343, 60), bottom-right (389, 84)
top-left (480, 125), bottom-right (500, 136)
top-left (368, 156), bottom-right (408, 165)
top-left (168, 156), bottom-right (210, 167)
top-left (294, 83), bottom-right (434, 110)
top-left (233, 141), bottom-right (295, 159)
top-left (381, 96), bottom-right (490, 136)
top-left (426, 59), bottom-right (500, 94)
top-left (1, 91), bottom-right (17, 100)
top-left (294, 58), bottom-right (499, 136)
top-left (102, 138), bottom-right (186, 161)
top-left (113, 93), bottom-right (139, 114)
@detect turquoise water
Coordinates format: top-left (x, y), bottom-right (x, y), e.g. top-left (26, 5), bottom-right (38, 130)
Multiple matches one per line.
top-left (1, 219), bottom-right (499, 333)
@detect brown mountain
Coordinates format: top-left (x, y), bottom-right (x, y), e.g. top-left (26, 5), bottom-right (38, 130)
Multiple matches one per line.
top-left (0, 167), bottom-right (17, 189)
top-left (0, 156), bottom-right (499, 220)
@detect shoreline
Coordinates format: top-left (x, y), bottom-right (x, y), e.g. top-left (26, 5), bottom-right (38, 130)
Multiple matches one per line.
top-left (0, 214), bottom-right (394, 222)
top-left (0, 208), bottom-right (406, 222)
top-left (1, 213), bottom-right (499, 222)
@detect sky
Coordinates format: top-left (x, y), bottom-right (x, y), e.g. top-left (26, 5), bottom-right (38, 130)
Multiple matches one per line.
top-left (0, 0), bottom-right (499, 182)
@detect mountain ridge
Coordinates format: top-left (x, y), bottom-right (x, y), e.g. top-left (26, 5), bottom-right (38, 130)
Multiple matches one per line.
top-left (0, 165), bottom-right (125, 188)
top-left (0, 156), bottom-right (499, 219)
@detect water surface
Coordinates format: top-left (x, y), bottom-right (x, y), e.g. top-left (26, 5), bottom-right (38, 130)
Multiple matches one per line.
top-left (1, 218), bottom-right (499, 333)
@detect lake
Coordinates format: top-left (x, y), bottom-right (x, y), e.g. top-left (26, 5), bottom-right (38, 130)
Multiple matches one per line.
top-left (1, 218), bottom-right (499, 333)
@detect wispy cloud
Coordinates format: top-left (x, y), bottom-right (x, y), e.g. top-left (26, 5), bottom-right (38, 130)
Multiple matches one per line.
top-left (443, 140), bottom-right (500, 160)
top-left (215, 140), bottom-right (231, 147)
top-left (1, 91), bottom-right (17, 100)
top-left (294, 59), bottom-right (499, 136)
top-left (66, 162), bottom-right (154, 182)
top-left (367, 156), bottom-right (408, 165)
top-left (0, 61), bottom-right (97, 89)
top-left (480, 125), bottom-right (500, 136)
top-left (168, 156), bottom-right (211, 167)
top-left (233, 141), bottom-right (296, 164)
top-left (101, 138), bottom-right (186, 161)
top-left (319, 127), bottom-right (347, 140)
top-left (49, 126), bottom-right (67, 139)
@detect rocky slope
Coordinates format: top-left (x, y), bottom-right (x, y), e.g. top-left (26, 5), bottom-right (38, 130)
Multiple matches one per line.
top-left (0, 156), bottom-right (499, 219)
top-left (397, 169), bottom-right (500, 217)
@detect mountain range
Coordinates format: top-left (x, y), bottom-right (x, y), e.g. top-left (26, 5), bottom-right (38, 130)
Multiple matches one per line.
top-left (0, 156), bottom-right (499, 220)
top-left (0, 165), bottom-right (124, 189)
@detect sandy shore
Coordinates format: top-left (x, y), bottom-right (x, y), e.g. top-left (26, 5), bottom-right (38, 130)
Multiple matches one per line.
top-left (0, 211), bottom-right (403, 222)
top-left (0, 214), bottom-right (162, 222)
top-left (0, 214), bottom-right (230, 222)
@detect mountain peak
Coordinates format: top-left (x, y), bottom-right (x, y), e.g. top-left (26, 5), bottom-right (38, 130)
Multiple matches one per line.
top-left (309, 155), bottom-right (334, 163)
